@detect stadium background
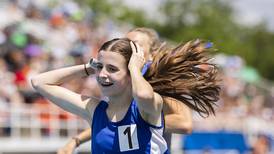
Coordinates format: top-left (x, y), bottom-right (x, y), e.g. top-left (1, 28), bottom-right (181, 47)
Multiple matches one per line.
top-left (0, 0), bottom-right (273, 153)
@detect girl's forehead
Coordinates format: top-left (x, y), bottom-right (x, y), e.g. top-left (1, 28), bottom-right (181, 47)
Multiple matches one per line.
top-left (128, 32), bottom-right (150, 41)
top-left (97, 51), bottom-right (126, 65)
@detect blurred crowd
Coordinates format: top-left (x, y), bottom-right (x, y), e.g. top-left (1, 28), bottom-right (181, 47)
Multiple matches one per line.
top-left (0, 0), bottom-right (273, 153)
top-left (194, 54), bottom-right (274, 152)
top-left (0, 0), bottom-right (123, 137)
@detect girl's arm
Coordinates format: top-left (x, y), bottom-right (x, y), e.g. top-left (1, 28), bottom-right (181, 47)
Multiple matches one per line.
top-left (57, 128), bottom-right (92, 154)
top-left (31, 64), bottom-right (99, 124)
top-left (128, 42), bottom-right (163, 126)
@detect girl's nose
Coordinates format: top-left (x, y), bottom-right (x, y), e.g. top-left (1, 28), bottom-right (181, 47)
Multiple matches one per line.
top-left (98, 67), bottom-right (108, 78)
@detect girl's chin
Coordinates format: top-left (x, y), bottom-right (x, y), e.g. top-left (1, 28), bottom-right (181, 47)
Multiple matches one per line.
top-left (100, 86), bottom-right (112, 90)
top-left (100, 85), bottom-right (129, 96)
top-left (101, 88), bottom-right (115, 95)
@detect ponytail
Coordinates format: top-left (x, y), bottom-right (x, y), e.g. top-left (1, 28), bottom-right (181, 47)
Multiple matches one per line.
top-left (145, 39), bottom-right (221, 117)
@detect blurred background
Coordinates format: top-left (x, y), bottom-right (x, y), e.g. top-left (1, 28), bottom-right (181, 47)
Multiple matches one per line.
top-left (0, 0), bottom-right (273, 153)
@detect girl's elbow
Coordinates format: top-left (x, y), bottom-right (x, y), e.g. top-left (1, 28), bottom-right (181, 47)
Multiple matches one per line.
top-left (184, 123), bottom-right (193, 134)
top-left (30, 76), bottom-right (42, 89)
top-left (180, 121), bottom-right (193, 134)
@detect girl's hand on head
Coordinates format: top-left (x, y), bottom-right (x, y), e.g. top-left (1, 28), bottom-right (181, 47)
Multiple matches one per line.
top-left (88, 58), bottom-right (99, 69)
top-left (84, 58), bottom-right (99, 76)
top-left (128, 41), bottom-right (146, 72)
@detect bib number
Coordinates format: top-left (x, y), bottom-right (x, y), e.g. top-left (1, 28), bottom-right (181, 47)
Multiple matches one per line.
top-left (118, 124), bottom-right (139, 152)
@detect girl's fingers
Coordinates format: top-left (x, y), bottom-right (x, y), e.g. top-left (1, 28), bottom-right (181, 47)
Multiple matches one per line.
top-left (130, 41), bottom-right (144, 61)
top-left (130, 41), bottom-right (137, 54)
top-left (135, 43), bottom-right (143, 56)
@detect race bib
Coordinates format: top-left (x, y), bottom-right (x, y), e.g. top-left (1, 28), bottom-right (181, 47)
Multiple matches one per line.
top-left (118, 124), bottom-right (139, 152)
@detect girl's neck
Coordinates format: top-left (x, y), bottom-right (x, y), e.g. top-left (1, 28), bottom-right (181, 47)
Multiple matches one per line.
top-left (107, 91), bottom-right (132, 110)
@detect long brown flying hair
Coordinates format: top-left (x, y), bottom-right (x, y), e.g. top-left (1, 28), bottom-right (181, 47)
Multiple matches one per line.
top-left (98, 38), bottom-right (220, 117)
top-left (144, 40), bottom-right (220, 117)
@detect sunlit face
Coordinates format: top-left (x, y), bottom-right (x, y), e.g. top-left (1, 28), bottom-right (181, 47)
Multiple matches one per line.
top-left (126, 31), bottom-right (151, 61)
top-left (95, 51), bottom-right (131, 96)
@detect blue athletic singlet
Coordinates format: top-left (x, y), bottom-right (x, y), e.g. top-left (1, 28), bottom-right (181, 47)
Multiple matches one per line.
top-left (91, 100), bottom-right (169, 154)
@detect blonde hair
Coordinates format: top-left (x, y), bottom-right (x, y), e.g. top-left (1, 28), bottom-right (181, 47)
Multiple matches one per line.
top-left (129, 27), bottom-right (161, 54)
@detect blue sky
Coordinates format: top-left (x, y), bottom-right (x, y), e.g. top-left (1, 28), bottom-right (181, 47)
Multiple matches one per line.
top-left (232, 0), bottom-right (274, 31)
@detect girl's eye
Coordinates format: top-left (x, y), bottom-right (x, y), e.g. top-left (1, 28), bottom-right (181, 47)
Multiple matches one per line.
top-left (107, 67), bottom-right (117, 72)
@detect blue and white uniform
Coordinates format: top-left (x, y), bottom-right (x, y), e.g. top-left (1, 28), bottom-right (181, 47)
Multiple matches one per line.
top-left (91, 100), bottom-right (169, 154)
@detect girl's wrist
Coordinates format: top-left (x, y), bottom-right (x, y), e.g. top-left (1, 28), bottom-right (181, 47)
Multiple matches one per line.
top-left (72, 137), bottom-right (81, 147)
top-left (84, 58), bottom-right (97, 76)
top-left (129, 66), bottom-right (142, 73)
top-left (84, 64), bottom-right (90, 76)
